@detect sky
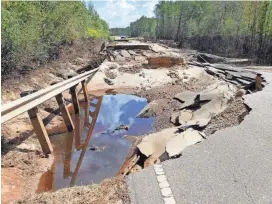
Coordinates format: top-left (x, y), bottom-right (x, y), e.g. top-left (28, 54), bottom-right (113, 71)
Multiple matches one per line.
top-left (95, 94), bottom-right (146, 131)
top-left (88, 0), bottom-right (159, 28)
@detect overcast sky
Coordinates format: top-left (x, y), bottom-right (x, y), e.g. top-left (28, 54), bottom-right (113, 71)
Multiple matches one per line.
top-left (89, 0), bottom-right (159, 28)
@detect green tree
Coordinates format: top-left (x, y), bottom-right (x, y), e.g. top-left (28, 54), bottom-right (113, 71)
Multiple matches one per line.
top-left (1, 1), bottom-right (109, 74)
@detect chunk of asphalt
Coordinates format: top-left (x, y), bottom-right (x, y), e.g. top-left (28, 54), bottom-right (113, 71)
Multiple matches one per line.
top-left (178, 110), bottom-right (193, 125)
top-left (120, 50), bottom-right (131, 58)
top-left (170, 111), bottom-right (180, 125)
top-left (174, 91), bottom-right (197, 103)
top-left (128, 50), bottom-right (137, 55)
top-left (165, 128), bottom-right (204, 157)
top-left (178, 118), bottom-right (211, 131)
top-left (137, 127), bottom-right (179, 158)
top-left (192, 98), bottom-right (224, 120)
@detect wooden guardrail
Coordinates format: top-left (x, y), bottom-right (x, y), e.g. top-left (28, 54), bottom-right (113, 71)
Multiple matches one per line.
top-left (1, 68), bottom-right (99, 154)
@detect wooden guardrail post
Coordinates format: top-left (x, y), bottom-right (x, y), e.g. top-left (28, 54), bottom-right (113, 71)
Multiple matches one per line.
top-left (70, 85), bottom-right (80, 114)
top-left (81, 80), bottom-right (89, 102)
top-left (55, 93), bottom-right (74, 132)
top-left (2, 68), bottom-right (99, 124)
top-left (28, 107), bottom-right (53, 154)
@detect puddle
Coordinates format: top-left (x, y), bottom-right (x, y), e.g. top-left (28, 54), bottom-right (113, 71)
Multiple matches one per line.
top-left (37, 94), bottom-right (154, 192)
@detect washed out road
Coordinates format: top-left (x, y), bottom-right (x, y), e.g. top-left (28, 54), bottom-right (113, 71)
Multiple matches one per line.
top-left (127, 72), bottom-right (272, 204)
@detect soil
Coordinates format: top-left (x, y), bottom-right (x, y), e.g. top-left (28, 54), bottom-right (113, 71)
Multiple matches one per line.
top-left (118, 63), bottom-right (143, 74)
top-left (1, 39), bottom-right (105, 204)
top-left (204, 97), bottom-right (250, 136)
top-left (15, 176), bottom-right (130, 204)
top-left (1, 151), bottom-right (53, 204)
top-left (135, 75), bottom-right (216, 131)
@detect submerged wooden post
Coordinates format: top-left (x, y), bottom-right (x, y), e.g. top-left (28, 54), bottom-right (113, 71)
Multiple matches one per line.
top-left (70, 85), bottom-right (80, 114)
top-left (81, 80), bottom-right (89, 102)
top-left (28, 107), bottom-right (53, 154)
top-left (55, 93), bottom-right (74, 132)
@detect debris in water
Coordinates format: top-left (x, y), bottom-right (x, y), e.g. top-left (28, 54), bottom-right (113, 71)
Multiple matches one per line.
top-left (114, 124), bottom-right (129, 131)
top-left (38, 94), bottom-right (154, 192)
top-left (104, 77), bottom-right (114, 85)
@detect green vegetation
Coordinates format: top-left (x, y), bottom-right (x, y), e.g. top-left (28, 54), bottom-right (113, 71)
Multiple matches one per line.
top-left (1, 1), bottom-right (109, 74)
top-left (110, 16), bottom-right (156, 37)
top-left (110, 27), bottom-right (130, 36)
top-left (112, 1), bottom-right (272, 64)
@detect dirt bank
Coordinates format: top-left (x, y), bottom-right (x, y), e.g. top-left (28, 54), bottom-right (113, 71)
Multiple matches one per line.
top-left (1, 39), bottom-right (105, 204)
top-left (15, 176), bottom-right (130, 204)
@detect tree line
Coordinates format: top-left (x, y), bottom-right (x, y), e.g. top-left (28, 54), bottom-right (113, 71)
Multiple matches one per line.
top-left (1, 1), bottom-right (109, 74)
top-left (111, 1), bottom-right (272, 64)
top-left (110, 16), bottom-right (156, 37)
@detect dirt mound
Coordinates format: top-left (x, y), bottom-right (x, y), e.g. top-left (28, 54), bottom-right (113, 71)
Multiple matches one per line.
top-left (16, 177), bottom-right (130, 204)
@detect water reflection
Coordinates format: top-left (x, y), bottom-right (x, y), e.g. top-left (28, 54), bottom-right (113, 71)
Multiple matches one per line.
top-left (38, 94), bottom-right (154, 192)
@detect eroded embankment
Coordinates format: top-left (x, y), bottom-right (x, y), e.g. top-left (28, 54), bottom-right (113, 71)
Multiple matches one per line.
top-left (2, 40), bottom-right (266, 204)
top-left (1, 40), bottom-right (106, 204)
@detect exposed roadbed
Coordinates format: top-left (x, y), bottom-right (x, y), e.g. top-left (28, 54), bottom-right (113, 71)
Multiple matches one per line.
top-left (127, 72), bottom-right (272, 204)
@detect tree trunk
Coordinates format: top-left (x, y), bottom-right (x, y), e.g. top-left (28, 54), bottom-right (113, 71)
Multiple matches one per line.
top-left (175, 7), bottom-right (182, 42)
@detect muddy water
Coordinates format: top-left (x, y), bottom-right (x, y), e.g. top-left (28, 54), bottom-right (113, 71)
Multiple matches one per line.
top-left (37, 94), bottom-right (154, 192)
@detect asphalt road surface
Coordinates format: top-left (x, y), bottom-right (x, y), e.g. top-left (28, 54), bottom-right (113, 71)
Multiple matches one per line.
top-left (127, 72), bottom-right (272, 204)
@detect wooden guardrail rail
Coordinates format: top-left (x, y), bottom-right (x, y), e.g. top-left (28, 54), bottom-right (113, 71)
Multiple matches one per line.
top-left (1, 68), bottom-right (99, 154)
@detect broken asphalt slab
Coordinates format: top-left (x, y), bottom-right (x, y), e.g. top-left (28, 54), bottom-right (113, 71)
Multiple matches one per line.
top-left (171, 83), bottom-right (236, 127)
top-left (165, 128), bottom-right (204, 157)
top-left (192, 60), bottom-right (267, 88)
top-left (137, 127), bottom-right (204, 160)
top-left (127, 72), bottom-right (272, 204)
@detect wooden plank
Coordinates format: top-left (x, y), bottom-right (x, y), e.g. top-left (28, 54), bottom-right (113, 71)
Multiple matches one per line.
top-left (70, 85), bottom-right (80, 114)
top-left (55, 93), bottom-right (74, 132)
top-left (28, 107), bottom-right (53, 154)
top-left (1, 69), bottom-right (98, 123)
top-left (81, 80), bottom-right (89, 102)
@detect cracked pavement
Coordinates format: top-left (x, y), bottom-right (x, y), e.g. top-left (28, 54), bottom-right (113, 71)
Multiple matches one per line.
top-left (127, 72), bottom-right (272, 204)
